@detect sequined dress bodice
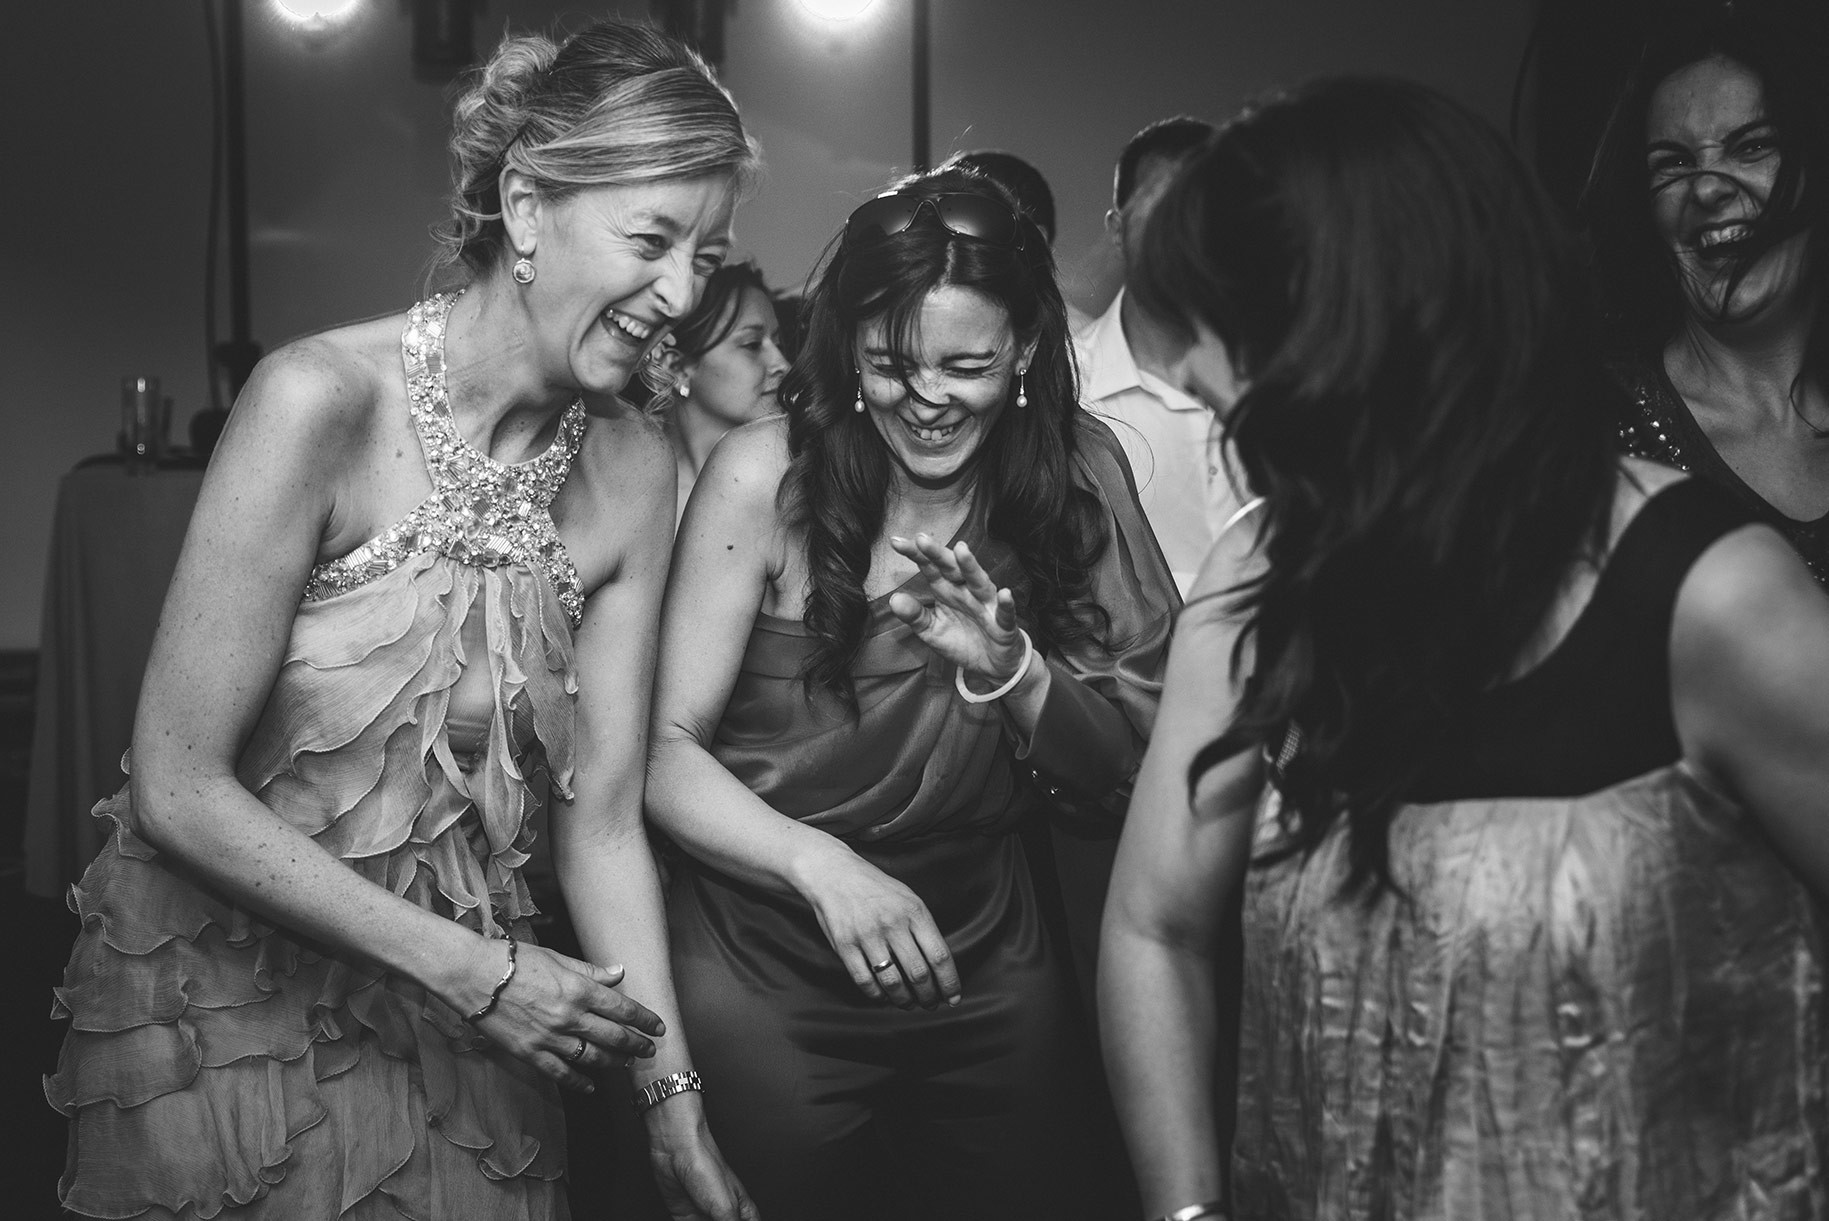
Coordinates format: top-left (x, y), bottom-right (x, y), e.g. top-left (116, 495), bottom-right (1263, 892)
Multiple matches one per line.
top-left (302, 290), bottom-right (589, 625)
top-left (1614, 353), bottom-right (1829, 586)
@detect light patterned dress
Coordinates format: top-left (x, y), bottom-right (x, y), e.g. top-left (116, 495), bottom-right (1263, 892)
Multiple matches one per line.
top-left (47, 291), bottom-right (588, 1220)
top-left (1230, 481), bottom-right (1826, 1221)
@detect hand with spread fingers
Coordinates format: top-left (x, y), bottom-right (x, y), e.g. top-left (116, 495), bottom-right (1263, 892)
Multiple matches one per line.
top-left (886, 533), bottom-right (1035, 696)
top-left (466, 941), bottom-right (664, 1093)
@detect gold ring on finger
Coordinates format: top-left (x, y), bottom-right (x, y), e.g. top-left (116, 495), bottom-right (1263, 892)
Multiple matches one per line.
top-left (566, 1037), bottom-right (587, 1063)
top-left (870, 958), bottom-right (896, 974)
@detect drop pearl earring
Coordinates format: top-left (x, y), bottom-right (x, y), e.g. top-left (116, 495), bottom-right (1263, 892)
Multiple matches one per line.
top-left (1016, 369), bottom-right (1028, 409)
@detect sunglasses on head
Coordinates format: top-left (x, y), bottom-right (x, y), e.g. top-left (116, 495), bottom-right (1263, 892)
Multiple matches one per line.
top-left (843, 191), bottom-right (1027, 249)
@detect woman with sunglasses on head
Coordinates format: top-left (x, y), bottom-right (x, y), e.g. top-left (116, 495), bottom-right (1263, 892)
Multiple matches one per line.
top-left (644, 261), bottom-right (791, 521)
top-left (1101, 78), bottom-right (1829, 1221)
top-left (1583, 11), bottom-right (1829, 584)
top-left (646, 167), bottom-right (1177, 1220)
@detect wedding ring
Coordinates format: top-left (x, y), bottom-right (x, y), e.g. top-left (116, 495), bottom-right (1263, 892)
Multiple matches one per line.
top-left (567, 1037), bottom-right (587, 1063)
top-left (870, 958), bottom-right (896, 974)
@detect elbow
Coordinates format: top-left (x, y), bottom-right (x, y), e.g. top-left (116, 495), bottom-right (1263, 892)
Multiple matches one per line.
top-left (644, 722), bottom-right (706, 811)
top-left (127, 768), bottom-right (188, 855)
top-left (127, 761), bottom-right (228, 858)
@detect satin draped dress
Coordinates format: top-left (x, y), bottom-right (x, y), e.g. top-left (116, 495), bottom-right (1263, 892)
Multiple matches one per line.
top-left (1231, 480), bottom-right (1827, 1221)
top-left (47, 292), bottom-right (587, 1220)
top-left (667, 417), bottom-right (1177, 1221)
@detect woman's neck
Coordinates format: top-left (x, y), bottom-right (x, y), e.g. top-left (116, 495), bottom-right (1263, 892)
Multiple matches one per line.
top-left (667, 399), bottom-right (731, 481)
top-left (1666, 294), bottom-right (1820, 427)
top-left (440, 277), bottom-right (581, 461)
top-left (882, 465), bottom-right (979, 537)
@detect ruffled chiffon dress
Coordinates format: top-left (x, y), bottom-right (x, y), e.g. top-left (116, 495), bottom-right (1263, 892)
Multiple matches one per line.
top-left (46, 291), bottom-right (587, 1220)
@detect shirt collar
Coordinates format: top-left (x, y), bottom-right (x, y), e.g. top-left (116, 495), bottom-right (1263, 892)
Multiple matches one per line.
top-left (1076, 289), bottom-right (1146, 403)
top-left (1075, 288), bottom-right (1206, 413)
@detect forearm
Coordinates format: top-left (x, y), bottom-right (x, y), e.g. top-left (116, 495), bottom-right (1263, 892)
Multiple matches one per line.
top-left (553, 808), bottom-right (693, 1084)
top-left (133, 770), bottom-right (493, 1010)
top-left (555, 803), bottom-right (745, 1150)
top-left (1100, 922), bottom-right (1228, 1216)
top-left (646, 733), bottom-right (857, 899)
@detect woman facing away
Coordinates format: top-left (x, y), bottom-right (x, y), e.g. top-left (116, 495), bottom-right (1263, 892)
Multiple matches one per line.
top-left (1100, 78), bottom-right (1829, 1221)
top-left (46, 20), bottom-right (758, 1221)
top-left (1583, 11), bottom-right (1829, 583)
top-left (644, 167), bottom-right (1179, 1220)
top-left (643, 261), bottom-right (790, 521)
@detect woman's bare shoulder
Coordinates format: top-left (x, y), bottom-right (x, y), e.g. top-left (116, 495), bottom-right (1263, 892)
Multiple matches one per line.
top-left (218, 315), bottom-right (404, 469)
top-left (696, 414), bottom-right (792, 509)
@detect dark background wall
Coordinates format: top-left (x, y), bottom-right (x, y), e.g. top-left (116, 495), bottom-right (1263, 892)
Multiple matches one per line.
top-left (1, 0), bottom-right (1541, 649)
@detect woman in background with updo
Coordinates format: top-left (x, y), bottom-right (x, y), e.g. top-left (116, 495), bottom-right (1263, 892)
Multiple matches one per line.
top-left (644, 261), bottom-right (790, 519)
top-left (47, 20), bottom-right (757, 1221)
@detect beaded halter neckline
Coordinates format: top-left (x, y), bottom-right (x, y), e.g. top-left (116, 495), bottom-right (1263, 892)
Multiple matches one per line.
top-left (301, 290), bottom-right (589, 624)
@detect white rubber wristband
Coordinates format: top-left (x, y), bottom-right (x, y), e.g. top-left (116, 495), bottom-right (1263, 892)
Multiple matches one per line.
top-left (955, 629), bottom-right (1034, 704)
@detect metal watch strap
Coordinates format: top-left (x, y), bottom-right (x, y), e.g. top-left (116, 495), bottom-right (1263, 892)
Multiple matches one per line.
top-left (633, 1069), bottom-right (704, 1114)
top-left (1157, 1203), bottom-right (1227, 1221)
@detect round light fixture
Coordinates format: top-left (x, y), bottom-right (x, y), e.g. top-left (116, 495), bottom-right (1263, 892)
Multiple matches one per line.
top-left (797, 0), bottom-right (879, 20)
top-left (275, 0), bottom-right (361, 22)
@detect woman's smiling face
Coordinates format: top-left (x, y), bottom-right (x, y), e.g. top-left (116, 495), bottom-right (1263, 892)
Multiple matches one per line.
top-left (510, 173), bottom-right (737, 396)
top-left (855, 285), bottom-right (1033, 491)
top-left (1646, 55), bottom-right (1809, 324)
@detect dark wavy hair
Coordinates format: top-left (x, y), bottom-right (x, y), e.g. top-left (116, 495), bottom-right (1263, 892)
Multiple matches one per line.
top-left (779, 167), bottom-right (1109, 711)
top-left (1579, 12), bottom-right (1829, 397)
top-left (631, 260), bottom-right (773, 409)
top-left (1133, 78), bottom-right (1619, 896)
top-left (672, 260), bottom-right (772, 361)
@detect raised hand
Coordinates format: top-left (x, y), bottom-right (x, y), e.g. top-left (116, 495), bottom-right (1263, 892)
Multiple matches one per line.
top-left (468, 940), bottom-right (666, 1092)
top-left (886, 533), bottom-right (1027, 688)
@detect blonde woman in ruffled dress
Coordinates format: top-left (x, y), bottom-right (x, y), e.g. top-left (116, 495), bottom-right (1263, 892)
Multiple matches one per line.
top-left (46, 20), bottom-right (757, 1221)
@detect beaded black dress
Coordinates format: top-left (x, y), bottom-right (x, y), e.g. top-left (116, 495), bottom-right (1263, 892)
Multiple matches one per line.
top-left (47, 292), bottom-right (585, 1220)
top-left (1614, 354), bottom-right (1829, 585)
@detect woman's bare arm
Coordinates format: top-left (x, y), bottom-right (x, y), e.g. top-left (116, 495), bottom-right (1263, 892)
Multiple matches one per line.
top-left (1099, 518), bottom-right (1265, 1218)
top-left (1673, 523), bottom-right (1829, 896)
top-left (550, 417), bottom-right (754, 1220)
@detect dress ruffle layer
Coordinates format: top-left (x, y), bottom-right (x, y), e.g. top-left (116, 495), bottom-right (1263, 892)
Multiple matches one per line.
top-left (47, 557), bottom-right (577, 1220)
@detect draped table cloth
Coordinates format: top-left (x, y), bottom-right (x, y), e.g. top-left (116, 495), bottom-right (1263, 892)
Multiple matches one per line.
top-left (24, 461), bottom-right (203, 897)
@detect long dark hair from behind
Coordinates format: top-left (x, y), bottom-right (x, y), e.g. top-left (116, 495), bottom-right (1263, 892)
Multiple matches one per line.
top-left (779, 167), bottom-right (1109, 712)
top-left (1579, 13), bottom-right (1829, 397)
top-left (1132, 78), bottom-right (1619, 896)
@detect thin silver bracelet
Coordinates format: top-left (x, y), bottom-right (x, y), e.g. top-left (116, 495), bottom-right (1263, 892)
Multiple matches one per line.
top-left (464, 932), bottom-right (518, 1023)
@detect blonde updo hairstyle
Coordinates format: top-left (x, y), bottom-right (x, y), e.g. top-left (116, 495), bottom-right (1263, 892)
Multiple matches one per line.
top-left (438, 20), bottom-right (759, 277)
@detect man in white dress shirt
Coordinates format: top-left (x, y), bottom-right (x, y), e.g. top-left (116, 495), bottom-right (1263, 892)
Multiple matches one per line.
top-left (1075, 116), bottom-right (1241, 598)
